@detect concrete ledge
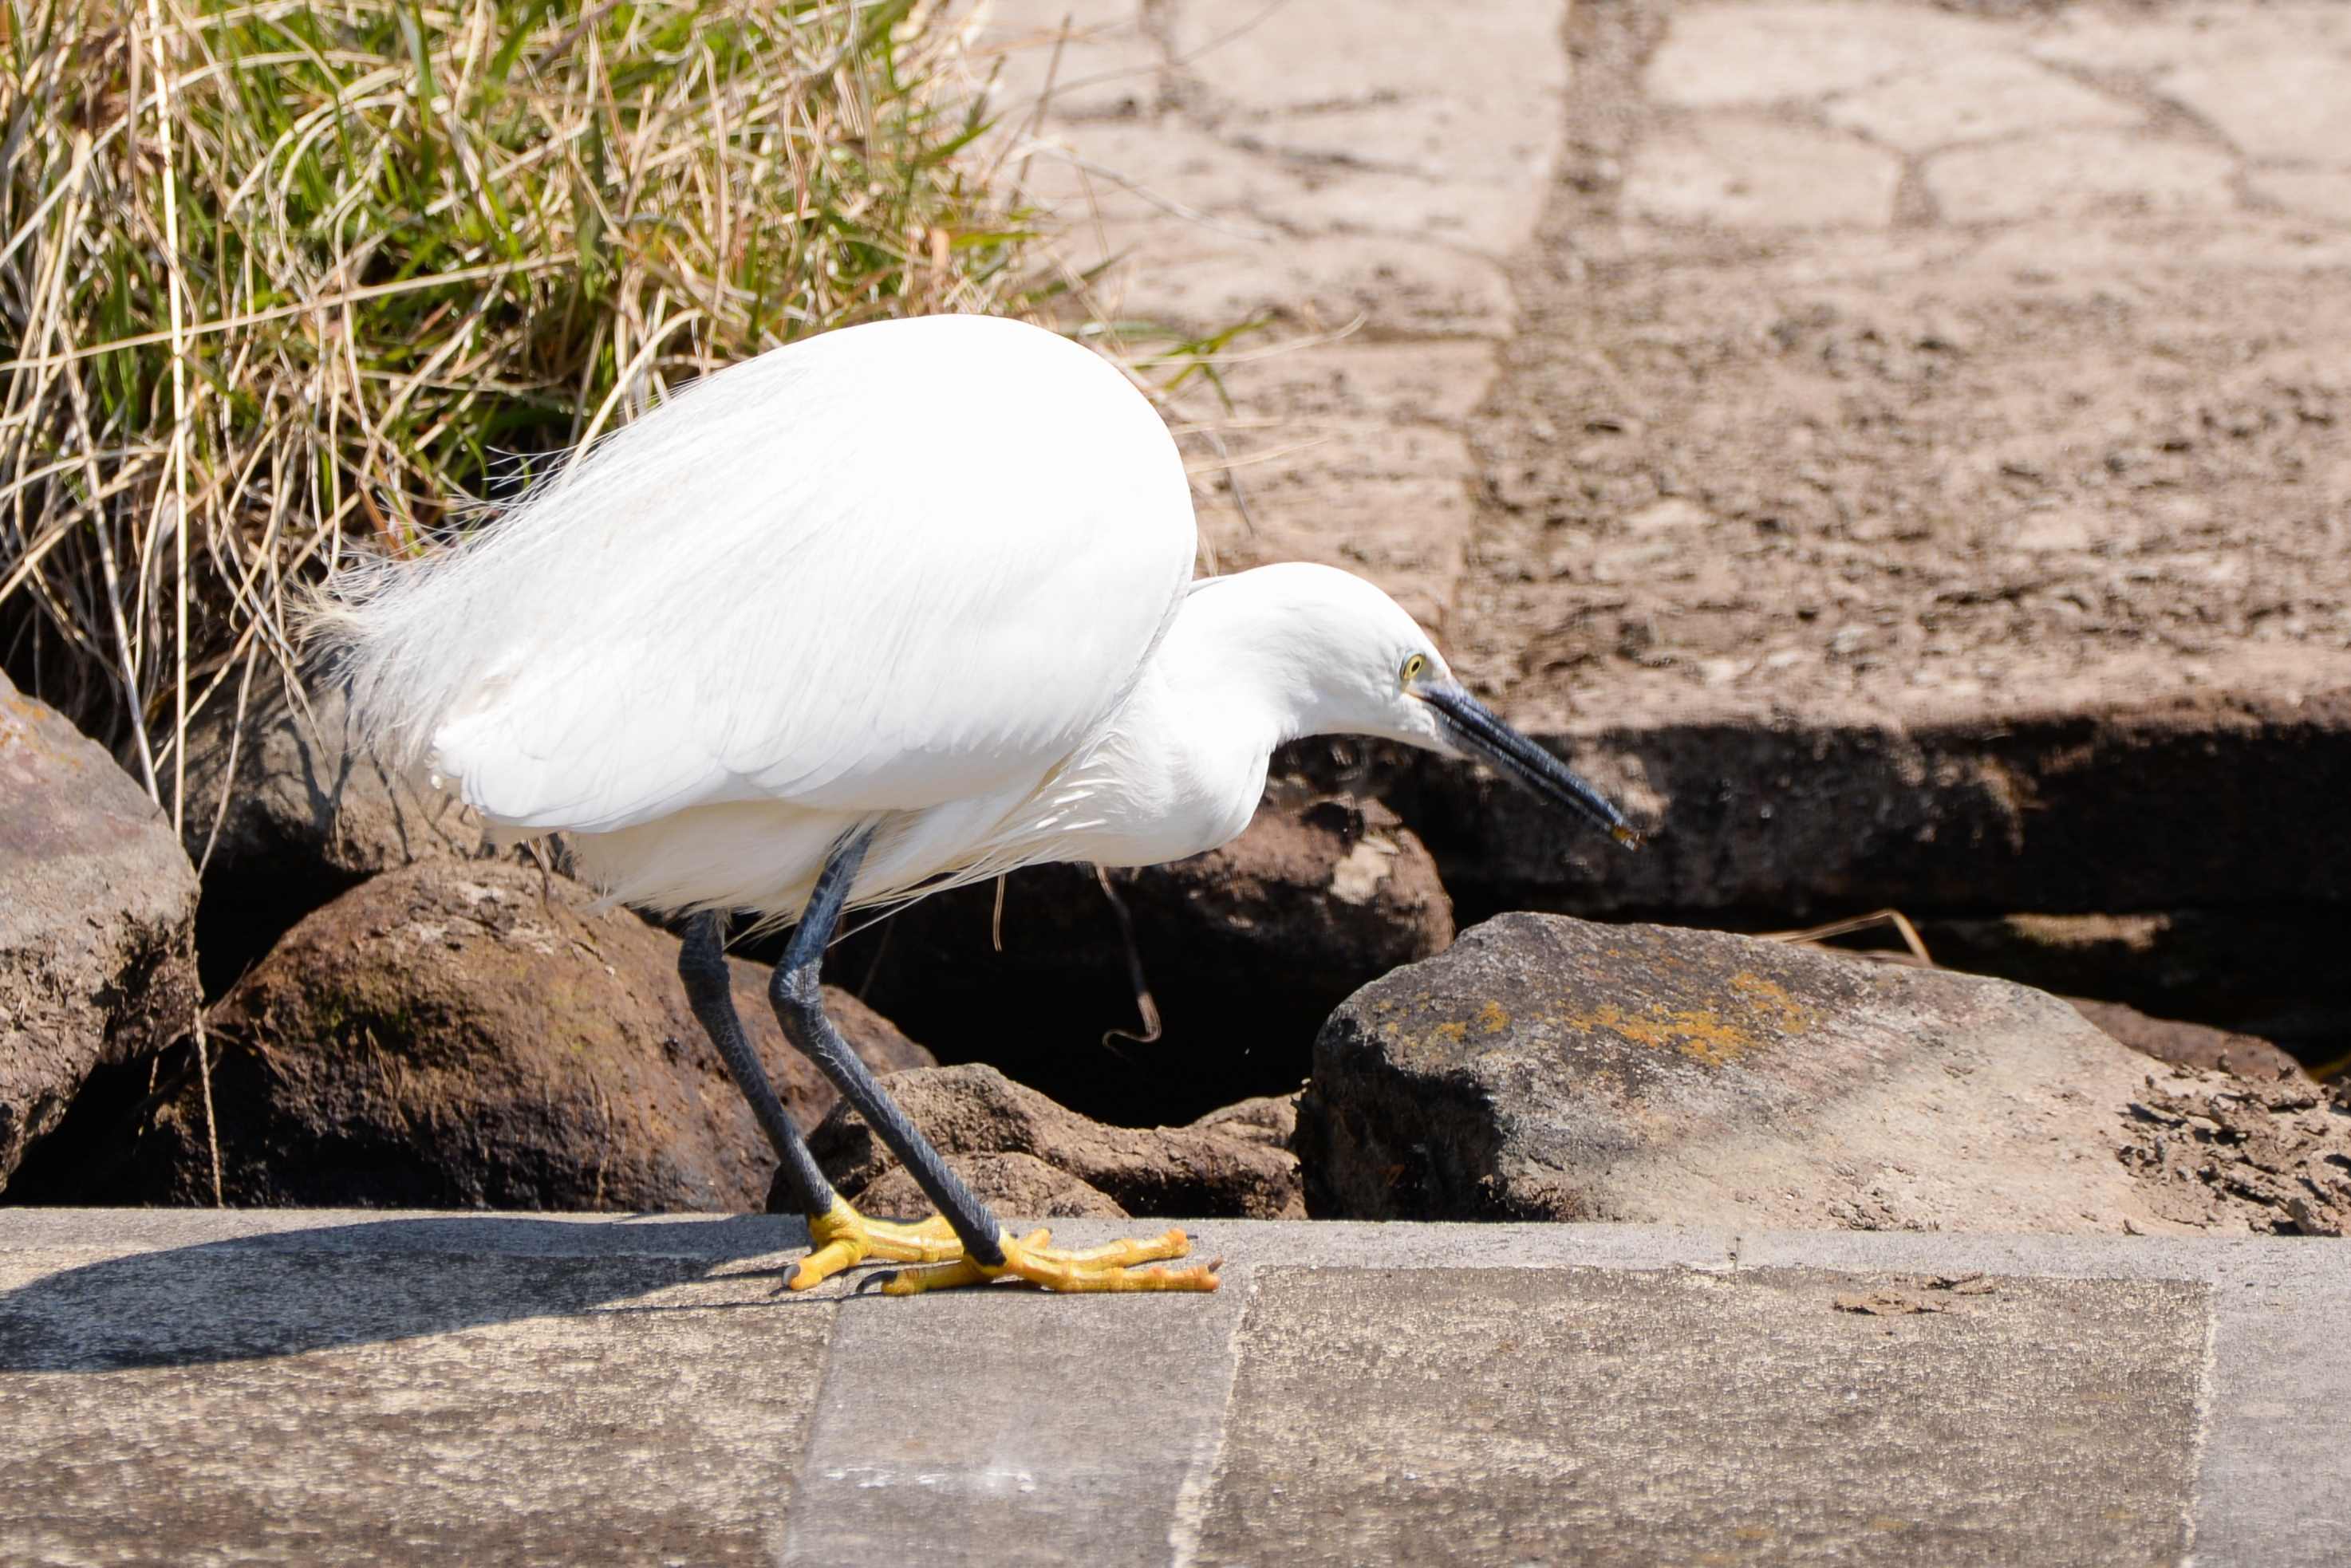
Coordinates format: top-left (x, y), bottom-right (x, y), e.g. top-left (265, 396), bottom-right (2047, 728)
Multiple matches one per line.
top-left (2, 1211), bottom-right (2341, 1565)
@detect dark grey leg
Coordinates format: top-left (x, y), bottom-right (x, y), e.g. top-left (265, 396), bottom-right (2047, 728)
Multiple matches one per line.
top-left (771, 829), bottom-right (1008, 1269)
top-left (677, 909), bottom-right (837, 1217)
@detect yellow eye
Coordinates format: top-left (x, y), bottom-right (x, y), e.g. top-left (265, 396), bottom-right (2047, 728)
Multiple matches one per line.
top-left (1400, 652), bottom-right (1428, 684)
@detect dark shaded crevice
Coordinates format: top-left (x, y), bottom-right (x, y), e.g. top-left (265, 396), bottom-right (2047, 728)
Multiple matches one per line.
top-left (825, 870), bottom-right (1348, 1129)
top-left (191, 865), bottom-right (371, 1002)
top-left (5, 1044), bottom-right (200, 1206)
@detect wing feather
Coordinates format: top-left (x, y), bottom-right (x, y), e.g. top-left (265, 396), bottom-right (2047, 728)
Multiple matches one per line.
top-left (327, 317), bottom-right (1196, 834)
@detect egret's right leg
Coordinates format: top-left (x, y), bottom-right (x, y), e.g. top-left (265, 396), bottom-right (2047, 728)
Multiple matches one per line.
top-left (676, 911), bottom-right (958, 1287)
top-left (767, 831), bottom-right (1218, 1295)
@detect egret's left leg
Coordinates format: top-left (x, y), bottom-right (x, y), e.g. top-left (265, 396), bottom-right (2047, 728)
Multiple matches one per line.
top-left (767, 829), bottom-right (1218, 1295)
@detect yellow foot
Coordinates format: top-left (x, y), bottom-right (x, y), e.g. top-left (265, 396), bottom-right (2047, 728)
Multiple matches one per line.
top-left (787, 1198), bottom-right (964, 1290)
top-left (873, 1227), bottom-right (1221, 1295)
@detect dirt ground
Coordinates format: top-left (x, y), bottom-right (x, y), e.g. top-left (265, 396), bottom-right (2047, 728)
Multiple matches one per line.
top-left (1455, 0), bottom-right (2351, 733)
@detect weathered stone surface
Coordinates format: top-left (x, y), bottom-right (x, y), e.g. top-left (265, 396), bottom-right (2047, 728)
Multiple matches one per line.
top-left (0, 672), bottom-right (199, 1192)
top-left (1185, 337), bottom-right (1494, 621)
top-left (1823, 50), bottom-right (2139, 152)
top-left (172, 681), bottom-right (494, 989)
top-left (842, 794), bottom-right (1450, 1124)
top-left (7, 1211), bottom-right (2351, 1568)
top-left (1645, 2), bottom-right (1998, 108)
top-left (1449, 0), bottom-right (2351, 1031)
top-left (968, 1), bottom-right (1162, 122)
top-left (1166, 0), bottom-right (1569, 258)
top-left (1197, 419), bottom-right (1477, 628)
top-left (2250, 168), bottom-right (2351, 226)
top-left (1927, 129), bottom-right (2235, 223)
top-left (789, 1063), bottom-right (1302, 1220)
top-left (2144, 25), bottom-right (2351, 163)
top-left (2068, 996), bottom-right (2302, 1081)
top-left (1297, 912), bottom-right (2309, 1234)
top-left (1626, 116), bottom-right (1902, 230)
top-left (1089, 221), bottom-right (1519, 340)
top-left (1186, 1089), bottom-right (1300, 1156)
top-left (64, 860), bottom-right (928, 1210)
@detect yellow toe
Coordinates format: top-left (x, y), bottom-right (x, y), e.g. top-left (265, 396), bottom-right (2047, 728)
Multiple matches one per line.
top-left (857, 1211), bottom-right (964, 1262)
top-left (874, 1227), bottom-right (1220, 1296)
top-left (788, 1199), bottom-right (967, 1290)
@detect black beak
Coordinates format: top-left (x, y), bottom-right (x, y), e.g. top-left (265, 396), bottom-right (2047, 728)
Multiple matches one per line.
top-left (1418, 683), bottom-right (1640, 848)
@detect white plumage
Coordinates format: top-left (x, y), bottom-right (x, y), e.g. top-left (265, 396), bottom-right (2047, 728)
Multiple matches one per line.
top-left (318, 313), bottom-right (1631, 929)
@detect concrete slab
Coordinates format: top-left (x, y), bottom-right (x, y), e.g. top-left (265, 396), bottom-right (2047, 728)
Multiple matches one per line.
top-left (3, 1213), bottom-right (2346, 1566)
top-left (0, 1216), bottom-right (832, 1565)
top-left (1193, 1267), bottom-right (2202, 1566)
top-left (779, 1282), bottom-right (1247, 1566)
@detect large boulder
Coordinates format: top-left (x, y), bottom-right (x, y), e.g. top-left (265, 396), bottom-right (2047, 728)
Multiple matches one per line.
top-left (1297, 912), bottom-right (2350, 1235)
top-left (837, 794), bottom-right (1453, 1124)
top-left (57, 860), bottom-right (929, 1211)
top-left (784, 1062), bottom-right (1304, 1220)
top-left (0, 673), bottom-right (200, 1192)
top-left (171, 681), bottom-right (495, 991)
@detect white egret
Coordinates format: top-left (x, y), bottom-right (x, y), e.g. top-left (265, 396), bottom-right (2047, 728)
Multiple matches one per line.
top-left (318, 313), bottom-right (1635, 1294)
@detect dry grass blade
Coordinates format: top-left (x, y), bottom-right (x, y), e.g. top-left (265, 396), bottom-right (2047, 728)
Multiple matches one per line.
top-left (1760, 908), bottom-right (1936, 967)
top-left (0, 0), bottom-right (1038, 810)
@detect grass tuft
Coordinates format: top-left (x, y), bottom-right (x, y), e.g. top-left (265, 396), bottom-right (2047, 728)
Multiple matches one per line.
top-left (0, 0), bottom-right (1037, 810)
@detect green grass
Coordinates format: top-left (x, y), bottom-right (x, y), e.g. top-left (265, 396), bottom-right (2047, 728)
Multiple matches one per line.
top-left (0, 0), bottom-right (1039, 818)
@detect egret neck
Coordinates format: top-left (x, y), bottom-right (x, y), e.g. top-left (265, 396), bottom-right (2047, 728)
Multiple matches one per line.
top-left (1065, 564), bottom-right (1441, 869)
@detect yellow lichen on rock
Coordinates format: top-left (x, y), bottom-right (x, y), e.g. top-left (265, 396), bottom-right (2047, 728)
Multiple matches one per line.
top-left (1727, 971), bottom-right (1814, 1034)
top-left (1560, 1002), bottom-right (1770, 1068)
top-left (1550, 971), bottom-right (1812, 1067)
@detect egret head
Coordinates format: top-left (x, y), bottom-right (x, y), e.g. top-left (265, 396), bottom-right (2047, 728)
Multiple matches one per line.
top-left (1234, 564), bottom-right (1639, 849)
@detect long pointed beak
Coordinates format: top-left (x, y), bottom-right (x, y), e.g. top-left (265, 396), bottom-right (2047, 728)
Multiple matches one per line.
top-left (1418, 683), bottom-right (1641, 848)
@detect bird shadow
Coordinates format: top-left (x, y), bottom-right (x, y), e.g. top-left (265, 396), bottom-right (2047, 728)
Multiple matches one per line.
top-left (0, 1213), bottom-right (819, 1374)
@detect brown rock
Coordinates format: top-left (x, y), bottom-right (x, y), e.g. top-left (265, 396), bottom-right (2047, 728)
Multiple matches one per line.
top-left (1189, 1090), bottom-right (1303, 1153)
top-left (0, 672), bottom-right (200, 1192)
top-left (854, 1152), bottom-right (1131, 1222)
top-left (171, 682), bottom-right (496, 991)
top-left (2066, 996), bottom-right (2304, 1080)
top-left (786, 1062), bottom-right (1304, 1220)
top-left (81, 860), bottom-right (928, 1210)
top-left (840, 793), bottom-right (1452, 1124)
top-left (1299, 912), bottom-right (2300, 1235)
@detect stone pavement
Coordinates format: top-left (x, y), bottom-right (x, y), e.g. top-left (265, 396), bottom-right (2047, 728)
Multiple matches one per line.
top-left (971, 0), bottom-right (2351, 715)
top-left (966, 0), bottom-right (2351, 1040)
top-left (964, 0), bottom-right (1572, 625)
top-left (2, 1209), bottom-right (2345, 1565)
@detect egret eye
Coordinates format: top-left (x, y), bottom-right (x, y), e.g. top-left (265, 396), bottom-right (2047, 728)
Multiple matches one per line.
top-left (1400, 652), bottom-right (1428, 685)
